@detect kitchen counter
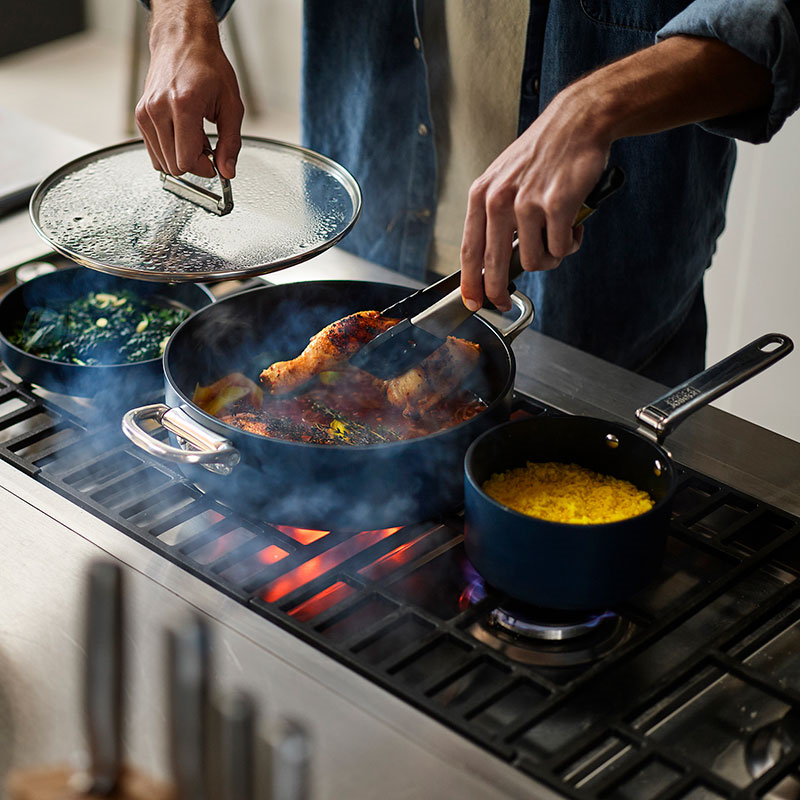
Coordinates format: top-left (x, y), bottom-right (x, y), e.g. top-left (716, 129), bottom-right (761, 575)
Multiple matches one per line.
top-left (2, 246), bottom-right (799, 799)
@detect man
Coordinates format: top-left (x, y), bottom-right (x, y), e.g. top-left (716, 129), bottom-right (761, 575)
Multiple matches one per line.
top-left (135, 1), bottom-right (799, 384)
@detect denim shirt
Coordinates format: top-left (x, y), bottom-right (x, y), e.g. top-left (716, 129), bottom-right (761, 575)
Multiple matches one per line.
top-left (198, 1), bottom-right (799, 370)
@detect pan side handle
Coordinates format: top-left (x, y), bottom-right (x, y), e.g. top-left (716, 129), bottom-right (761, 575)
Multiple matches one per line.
top-left (497, 291), bottom-right (535, 343)
top-left (122, 404), bottom-right (240, 475)
top-left (635, 333), bottom-right (793, 443)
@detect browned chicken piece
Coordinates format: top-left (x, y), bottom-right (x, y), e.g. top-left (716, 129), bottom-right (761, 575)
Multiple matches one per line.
top-left (260, 310), bottom-right (399, 395)
top-left (385, 335), bottom-right (481, 417)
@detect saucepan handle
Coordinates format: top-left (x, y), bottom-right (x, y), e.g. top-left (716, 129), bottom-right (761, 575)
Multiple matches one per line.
top-left (635, 333), bottom-right (793, 443)
top-left (122, 403), bottom-right (240, 474)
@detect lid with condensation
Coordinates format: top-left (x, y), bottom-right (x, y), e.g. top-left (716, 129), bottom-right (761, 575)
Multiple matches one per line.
top-left (29, 137), bottom-right (362, 282)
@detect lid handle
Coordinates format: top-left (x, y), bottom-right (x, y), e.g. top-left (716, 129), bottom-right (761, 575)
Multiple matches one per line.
top-left (160, 151), bottom-right (234, 216)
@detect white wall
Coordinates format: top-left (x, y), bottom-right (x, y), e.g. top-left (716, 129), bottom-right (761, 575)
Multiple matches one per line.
top-left (705, 113), bottom-right (800, 442)
top-left (84, 0), bottom-right (129, 38)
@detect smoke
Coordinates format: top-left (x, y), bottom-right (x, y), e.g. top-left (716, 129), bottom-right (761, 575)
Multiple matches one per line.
top-left (160, 280), bottom-right (510, 531)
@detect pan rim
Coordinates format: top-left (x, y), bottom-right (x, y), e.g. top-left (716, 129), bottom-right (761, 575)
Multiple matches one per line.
top-left (464, 415), bottom-right (678, 529)
top-left (0, 265), bottom-right (215, 372)
top-left (163, 279), bottom-right (516, 452)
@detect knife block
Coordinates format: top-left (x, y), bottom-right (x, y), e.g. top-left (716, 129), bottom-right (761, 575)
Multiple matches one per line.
top-left (5, 765), bottom-right (175, 800)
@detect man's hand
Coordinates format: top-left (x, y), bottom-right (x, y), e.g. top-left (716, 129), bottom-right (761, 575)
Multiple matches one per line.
top-left (135, 0), bottom-right (244, 180)
top-left (460, 87), bottom-right (610, 312)
top-left (459, 35), bottom-right (772, 313)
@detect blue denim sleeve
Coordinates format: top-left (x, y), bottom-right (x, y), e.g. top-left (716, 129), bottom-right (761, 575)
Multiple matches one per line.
top-left (656, 0), bottom-right (800, 143)
top-left (137, 1), bottom-right (235, 20)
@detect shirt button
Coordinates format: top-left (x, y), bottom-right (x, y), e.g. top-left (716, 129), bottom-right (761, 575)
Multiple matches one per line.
top-left (413, 36), bottom-right (421, 51)
top-left (418, 123), bottom-right (429, 136)
top-left (418, 208), bottom-right (431, 220)
top-left (524, 75), bottom-right (540, 96)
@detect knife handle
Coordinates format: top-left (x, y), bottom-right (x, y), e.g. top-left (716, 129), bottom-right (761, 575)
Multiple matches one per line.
top-left (84, 561), bottom-right (124, 796)
top-left (272, 718), bottom-right (312, 800)
top-left (168, 615), bottom-right (212, 800)
top-left (220, 691), bottom-right (257, 800)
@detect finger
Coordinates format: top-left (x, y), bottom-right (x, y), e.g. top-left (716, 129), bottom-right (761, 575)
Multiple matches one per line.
top-left (135, 105), bottom-right (168, 173)
top-left (518, 218), bottom-right (560, 272)
top-left (460, 184), bottom-right (489, 312)
top-left (482, 205), bottom-right (516, 311)
top-left (542, 199), bottom-right (577, 261)
top-left (538, 227), bottom-right (563, 271)
top-left (213, 95), bottom-right (244, 180)
top-left (514, 197), bottom-right (549, 271)
top-left (570, 223), bottom-right (584, 254)
top-left (149, 107), bottom-right (180, 176)
top-left (174, 109), bottom-right (215, 178)
top-left (538, 211), bottom-right (583, 269)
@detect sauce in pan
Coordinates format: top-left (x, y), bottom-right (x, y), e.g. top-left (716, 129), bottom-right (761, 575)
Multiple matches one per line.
top-left (194, 367), bottom-right (486, 446)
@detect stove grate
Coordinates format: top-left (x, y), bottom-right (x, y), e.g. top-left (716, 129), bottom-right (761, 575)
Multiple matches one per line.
top-left (2, 369), bottom-right (800, 800)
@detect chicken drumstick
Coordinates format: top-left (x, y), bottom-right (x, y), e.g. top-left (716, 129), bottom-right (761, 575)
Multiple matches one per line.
top-left (260, 310), bottom-right (399, 395)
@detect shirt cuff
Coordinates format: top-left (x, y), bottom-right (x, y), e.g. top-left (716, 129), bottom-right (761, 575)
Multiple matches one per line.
top-left (656, 0), bottom-right (800, 143)
top-left (137, 1), bottom-right (235, 21)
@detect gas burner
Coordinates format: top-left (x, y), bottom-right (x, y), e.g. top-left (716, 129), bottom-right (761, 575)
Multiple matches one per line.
top-left (462, 575), bottom-right (634, 667)
top-left (488, 605), bottom-right (619, 642)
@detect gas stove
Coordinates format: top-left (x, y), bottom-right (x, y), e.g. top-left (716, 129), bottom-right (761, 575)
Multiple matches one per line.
top-left (2, 327), bottom-right (800, 800)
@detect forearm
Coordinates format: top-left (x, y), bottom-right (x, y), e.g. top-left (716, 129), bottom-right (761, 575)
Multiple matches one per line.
top-left (148, 0), bottom-right (219, 50)
top-left (563, 34), bottom-right (773, 147)
top-left (136, 0), bottom-right (243, 178)
top-left (459, 33), bottom-right (773, 306)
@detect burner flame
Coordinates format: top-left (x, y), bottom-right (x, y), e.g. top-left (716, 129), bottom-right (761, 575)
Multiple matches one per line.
top-left (458, 576), bottom-right (487, 611)
top-left (274, 525), bottom-right (331, 545)
top-left (262, 527), bottom-right (401, 604)
top-left (288, 581), bottom-right (356, 621)
top-left (258, 545), bottom-right (289, 565)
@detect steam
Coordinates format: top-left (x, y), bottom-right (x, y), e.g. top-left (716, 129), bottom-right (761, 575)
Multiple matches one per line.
top-left (160, 280), bottom-right (504, 532)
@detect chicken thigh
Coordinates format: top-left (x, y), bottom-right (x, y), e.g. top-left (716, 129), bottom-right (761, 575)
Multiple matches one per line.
top-left (385, 336), bottom-right (481, 417)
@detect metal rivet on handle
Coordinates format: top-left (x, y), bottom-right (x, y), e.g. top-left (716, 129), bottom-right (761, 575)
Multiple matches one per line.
top-left (605, 434), bottom-right (620, 449)
top-left (654, 459), bottom-right (664, 477)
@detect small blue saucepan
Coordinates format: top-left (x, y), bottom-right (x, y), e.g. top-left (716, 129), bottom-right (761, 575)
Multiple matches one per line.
top-left (464, 333), bottom-right (793, 610)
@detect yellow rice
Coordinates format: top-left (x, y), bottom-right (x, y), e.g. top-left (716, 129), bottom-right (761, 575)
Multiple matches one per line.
top-left (481, 462), bottom-right (654, 525)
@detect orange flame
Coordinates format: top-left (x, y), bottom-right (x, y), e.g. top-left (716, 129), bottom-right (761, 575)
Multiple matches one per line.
top-left (288, 581), bottom-right (356, 622)
top-left (358, 531), bottom-right (431, 581)
top-left (258, 545), bottom-right (289, 565)
top-left (262, 527), bottom-right (401, 604)
top-left (274, 525), bottom-right (332, 545)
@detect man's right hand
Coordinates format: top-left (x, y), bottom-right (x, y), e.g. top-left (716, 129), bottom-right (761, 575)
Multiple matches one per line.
top-left (135, 0), bottom-right (244, 180)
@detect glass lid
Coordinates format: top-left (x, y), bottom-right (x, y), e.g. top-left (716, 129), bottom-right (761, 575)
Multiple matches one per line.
top-left (29, 137), bottom-right (362, 282)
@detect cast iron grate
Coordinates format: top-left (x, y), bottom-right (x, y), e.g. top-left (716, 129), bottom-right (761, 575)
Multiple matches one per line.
top-left (1, 370), bottom-right (799, 800)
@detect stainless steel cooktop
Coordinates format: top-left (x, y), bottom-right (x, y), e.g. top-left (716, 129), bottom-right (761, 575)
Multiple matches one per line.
top-left (2, 252), bottom-right (800, 800)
